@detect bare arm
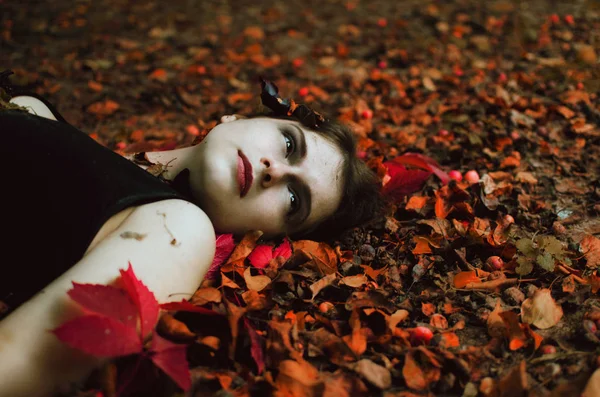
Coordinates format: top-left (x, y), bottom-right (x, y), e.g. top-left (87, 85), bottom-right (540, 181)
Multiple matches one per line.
top-left (0, 199), bottom-right (215, 397)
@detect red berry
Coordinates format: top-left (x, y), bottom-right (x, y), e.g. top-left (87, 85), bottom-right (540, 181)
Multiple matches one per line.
top-left (550, 14), bottom-right (560, 24)
top-left (292, 58), bottom-right (304, 68)
top-left (564, 15), bottom-right (574, 25)
top-left (448, 170), bottom-right (462, 181)
top-left (577, 82), bottom-right (584, 90)
top-left (115, 141), bottom-right (126, 150)
top-left (498, 72), bottom-right (507, 83)
top-left (438, 129), bottom-right (449, 137)
top-left (464, 170), bottom-right (480, 184)
top-left (510, 131), bottom-right (520, 140)
top-left (298, 87), bottom-right (309, 97)
top-left (377, 60), bottom-right (387, 69)
top-left (377, 18), bottom-right (388, 27)
top-left (584, 319), bottom-right (598, 333)
top-left (361, 109), bottom-right (373, 119)
top-left (453, 66), bottom-right (464, 77)
top-left (486, 256), bottom-right (504, 270)
top-left (410, 326), bottom-right (434, 345)
top-left (541, 345), bottom-right (556, 355)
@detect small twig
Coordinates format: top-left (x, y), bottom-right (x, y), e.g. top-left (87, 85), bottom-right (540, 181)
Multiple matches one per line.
top-left (458, 277), bottom-right (536, 291)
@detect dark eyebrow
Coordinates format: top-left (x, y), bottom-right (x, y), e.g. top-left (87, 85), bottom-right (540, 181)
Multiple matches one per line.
top-left (291, 124), bottom-right (307, 159)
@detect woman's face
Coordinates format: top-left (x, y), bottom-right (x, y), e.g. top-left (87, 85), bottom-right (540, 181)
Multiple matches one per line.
top-left (191, 117), bottom-right (344, 236)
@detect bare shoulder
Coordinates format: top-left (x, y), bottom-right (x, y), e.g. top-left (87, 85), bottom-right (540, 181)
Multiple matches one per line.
top-left (85, 199), bottom-right (216, 302)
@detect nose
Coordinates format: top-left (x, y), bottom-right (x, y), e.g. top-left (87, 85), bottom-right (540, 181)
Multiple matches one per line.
top-left (260, 157), bottom-right (294, 187)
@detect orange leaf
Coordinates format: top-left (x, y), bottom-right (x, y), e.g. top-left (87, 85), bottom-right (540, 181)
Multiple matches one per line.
top-left (293, 240), bottom-right (338, 274)
top-left (421, 302), bottom-right (436, 317)
top-left (500, 311), bottom-right (527, 351)
top-left (222, 230), bottom-right (263, 276)
top-left (412, 236), bottom-right (432, 255)
top-left (430, 314), bottom-right (448, 329)
top-left (438, 332), bottom-right (459, 348)
top-left (581, 235), bottom-right (600, 268)
top-left (406, 196), bottom-right (430, 212)
top-left (453, 271), bottom-right (482, 289)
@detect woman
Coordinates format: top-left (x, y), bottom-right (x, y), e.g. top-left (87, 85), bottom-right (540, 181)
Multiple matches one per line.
top-left (0, 73), bottom-right (383, 396)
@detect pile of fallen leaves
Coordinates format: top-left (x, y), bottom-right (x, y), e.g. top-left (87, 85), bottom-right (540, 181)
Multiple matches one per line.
top-left (2, 0), bottom-right (600, 396)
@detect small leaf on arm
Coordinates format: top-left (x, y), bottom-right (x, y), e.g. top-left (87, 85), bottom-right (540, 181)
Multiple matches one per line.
top-left (52, 315), bottom-right (142, 357)
top-left (248, 245), bottom-right (275, 269)
top-left (68, 283), bottom-right (138, 328)
top-left (150, 334), bottom-right (191, 391)
top-left (205, 233), bottom-right (236, 280)
top-left (119, 263), bottom-right (159, 340)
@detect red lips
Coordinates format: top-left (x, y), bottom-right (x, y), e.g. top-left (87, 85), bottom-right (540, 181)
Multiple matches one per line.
top-left (237, 150), bottom-right (253, 197)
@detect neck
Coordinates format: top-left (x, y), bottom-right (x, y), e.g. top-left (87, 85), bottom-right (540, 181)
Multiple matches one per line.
top-left (140, 145), bottom-right (200, 181)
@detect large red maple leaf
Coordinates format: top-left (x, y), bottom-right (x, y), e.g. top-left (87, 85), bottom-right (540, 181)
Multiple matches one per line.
top-left (52, 262), bottom-right (191, 391)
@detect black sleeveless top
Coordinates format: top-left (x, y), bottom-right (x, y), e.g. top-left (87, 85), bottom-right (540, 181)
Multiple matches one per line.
top-left (0, 110), bottom-right (194, 317)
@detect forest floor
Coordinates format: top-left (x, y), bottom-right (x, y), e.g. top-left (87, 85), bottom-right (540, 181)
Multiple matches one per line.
top-left (2, 0), bottom-right (600, 396)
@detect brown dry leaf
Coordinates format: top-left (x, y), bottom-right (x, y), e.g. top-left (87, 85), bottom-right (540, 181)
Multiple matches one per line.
top-left (417, 218), bottom-right (452, 237)
top-left (453, 271), bottom-right (482, 289)
top-left (497, 360), bottom-right (528, 397)
top-left (222, 230), bottom-right (263, 275)
top-left (402, 349), bottom-right (441, 391)
top-left (581, 235), bottom-right (600, 268)
top-left (343, 309), bottom-right (368, 356)
top-left (354, 359), bottom-right (391, 390)
top-left (191, 287), bottom-right (222, 305)
top-left (500, 311), bottom-right (528, 351)
top-left (412, 236), bottom-right (432, 255)
top-left (243, 267), bottom-right (271, 292)
top-left (225, 299), bottom-right (247, 359)
top-left (340, 274), bottom-right (368, 288)
top-left (388, 309), bottom-right (410, 332)
top-left (406, 196), bottom-right (430, 213)
top-left (421, 302), bottom-right (436, 317)
top-left (242, 289), bottom-right (268, 311)
top-left (220, 273), bottom-right (241, 289)
top-left (309, 273), bottom-right (337, 300)
top-left (275, 359), bottom-right (322, 397)
top-left (86, 99), bottom-right (120, 116)
top-left (583, 368), bottom-right (600, 397)
top-left (294, 240), bottom-right (338, 274)
top-left (156, 312), bottom-right (195, 341)
top-left (487, 300), bottom-right (506, 338)
top-left (429, 314), bottom-right (448, 329)
top-left (521, 289), bottom-right (563, 329)
top-left (323, 371), bottom-right (369, 397)
top-left (437, 332), bottom-right (459, 348)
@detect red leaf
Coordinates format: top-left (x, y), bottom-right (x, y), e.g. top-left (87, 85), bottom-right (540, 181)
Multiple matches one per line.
top-left (52, 315), bottom-right (142, 357)
top-left (159, 299), bottom-right (221, 315)
top-left (119, 263), bottom-right (159, 340)
top-left (68, 283), bottom-right (138, 328)
top-left (273, 238), bottom-right (292, 260)
top-left (248, 245), bottom-right (275, 269)
top-left (205, 233), bottom-right (236, 280)
top-left (392, 153), bottom-right (450, 185)
top-left (245, 318), bottom-right (265, 374)
top-left (383, 161), bottom-right (432, 201)
top-left (150, 334), bottom-right (191, 391)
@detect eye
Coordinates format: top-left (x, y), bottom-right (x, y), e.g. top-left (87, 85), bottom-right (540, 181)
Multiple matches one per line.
top-left (288, 186), bottom-right (300, 216)
top-left (283, 131), bottom-right (295, 158)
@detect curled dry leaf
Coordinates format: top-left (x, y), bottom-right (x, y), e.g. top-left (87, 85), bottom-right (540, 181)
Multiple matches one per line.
top-left (190, 287), bottom-right (221, 305)
top-left (340, 274), bottom-right (368, 288)
top-left (581, 235), bottom-right (600, 268)
top-left (388, 309), bottom-right (409, 332)
top-left (353, 359), bottom-right (391, 390)
top-left (293, 240), bottom-right (338, 274)
top-left (521, 289), bottom-right (563, 329)
top-left (309, 273), bottom-right (337, 300)
top-left (243, 267), bottom-right (271, 292)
